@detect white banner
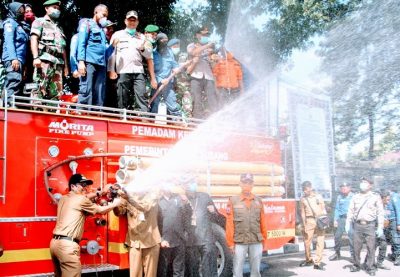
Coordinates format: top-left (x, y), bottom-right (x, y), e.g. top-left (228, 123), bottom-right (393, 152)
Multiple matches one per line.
top-left (288, 89), bottom-right (335, 200)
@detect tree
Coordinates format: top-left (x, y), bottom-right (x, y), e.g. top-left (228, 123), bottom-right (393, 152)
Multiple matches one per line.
top-left (171, 0), bottom-right (361, 70)
top-left (15, 0), bottom-right (177, 40)
top-left (319, 0), bottom-right (400, 160)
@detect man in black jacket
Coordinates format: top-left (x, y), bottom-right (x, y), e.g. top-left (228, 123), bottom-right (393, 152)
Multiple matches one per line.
top-left (182, 177), bottom-right (218, 277)
top-left (157, 185), bottom-right (191, 277)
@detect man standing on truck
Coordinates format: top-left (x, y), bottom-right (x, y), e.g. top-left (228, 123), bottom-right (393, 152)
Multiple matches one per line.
top-left (113, 188), bottom-right (161, 277)
top-left (30, 0), bottom-right (68, 101)
top-left (181, 175), bottom-right (218, 277)
top-left (225, 173), bottom-right (267, 277)
top-left (50, 173), bottom-right (122, 277)
top-left (1, 2), bottom-right (29, 105)
top-left (299, 181), bottom-right (327, 271)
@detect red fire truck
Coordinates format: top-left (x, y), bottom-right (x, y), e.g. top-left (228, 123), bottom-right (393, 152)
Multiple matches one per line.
top-left (0, 97), bottom-right (295, 276)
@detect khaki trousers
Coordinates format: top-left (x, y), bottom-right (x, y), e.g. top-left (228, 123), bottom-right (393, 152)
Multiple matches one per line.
top-left (129, 244), bottom-right (160, 277)
top-left (303, 218), bottom-right (325, 265)
top-left (50, 238), bottom-right (81, 277)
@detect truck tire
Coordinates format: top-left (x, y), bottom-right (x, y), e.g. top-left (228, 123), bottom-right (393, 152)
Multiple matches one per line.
top-left (213, 223), bottom-right (233, 277)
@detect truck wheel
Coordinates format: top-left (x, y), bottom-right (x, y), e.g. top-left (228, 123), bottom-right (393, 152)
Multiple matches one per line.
top-left (213, 223), bottom-right (233, 277)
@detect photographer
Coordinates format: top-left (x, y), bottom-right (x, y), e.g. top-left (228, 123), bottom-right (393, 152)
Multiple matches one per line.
top-left (50, 173), bottom-right (122, 277)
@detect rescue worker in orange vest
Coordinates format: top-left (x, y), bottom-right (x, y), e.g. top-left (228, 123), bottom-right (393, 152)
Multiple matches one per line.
top-left (299, 180), bottom-right (327, 271)
top-left (225, 173), bottom-right (268, 277)
top-left (113, 188), bottom-right (161, 277)
top-left (50, 174), bottom-right (122, 277)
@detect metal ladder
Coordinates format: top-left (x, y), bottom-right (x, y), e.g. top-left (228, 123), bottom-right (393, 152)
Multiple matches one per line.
top-left (0, 94), bottom-right (8, 204)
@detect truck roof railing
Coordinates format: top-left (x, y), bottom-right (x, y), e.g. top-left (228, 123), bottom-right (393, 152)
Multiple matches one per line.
top-left (4, 95), bottom-right (204, 128)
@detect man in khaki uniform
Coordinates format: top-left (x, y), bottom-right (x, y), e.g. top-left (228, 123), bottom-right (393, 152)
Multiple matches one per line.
top-left (50, 174), bottom-right (122, 277)
top-left (345, 178), bottom-right (384, 276)
top-left (299, 181), bottom-right (327, 270)
top-left (114, 189), bottom-right (161, 277)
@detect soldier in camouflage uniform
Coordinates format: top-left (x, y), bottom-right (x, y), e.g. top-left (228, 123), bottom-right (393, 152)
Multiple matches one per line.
top-left (30, 0), bottom-right (68, 101)
top-left (175, 53), bottom-right (193, 119)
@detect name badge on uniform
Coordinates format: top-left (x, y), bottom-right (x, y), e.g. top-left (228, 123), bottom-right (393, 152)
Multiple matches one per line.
top-left (138, 212), bottom-right (145, 222)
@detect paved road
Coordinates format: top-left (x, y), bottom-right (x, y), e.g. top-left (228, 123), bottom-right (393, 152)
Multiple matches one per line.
top-left (261, 247), bottom-right (399, 277)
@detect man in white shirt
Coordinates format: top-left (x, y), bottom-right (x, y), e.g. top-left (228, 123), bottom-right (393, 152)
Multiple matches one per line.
top-left (107, 10), bottom-right (152, 112)
top-left (186, 26), bottom-right (218, 119)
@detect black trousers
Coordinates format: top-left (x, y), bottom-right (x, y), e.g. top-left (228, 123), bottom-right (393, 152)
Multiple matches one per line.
top-left (353, 221), bottom-right (376, 270)
top-left (185, 244), bottom-right (218, 277)
top-left (117, 73), bottom-right (147, 112)
top-left (158, 245), bottom-right (185, 277)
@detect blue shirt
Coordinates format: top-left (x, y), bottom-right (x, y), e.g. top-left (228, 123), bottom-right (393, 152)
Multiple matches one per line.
top-left (77, 19), bottom-right (107, 67)
top-left (153, 48), bottom-right (178, 83)
top-left (70, 33), bottom-right (79, 73)
top-left (387, 192), bottom-right (400, 225)
top-left (2, 18), bottom-right (29, 64)
top-left (334, 192), bottom-right (354, 221)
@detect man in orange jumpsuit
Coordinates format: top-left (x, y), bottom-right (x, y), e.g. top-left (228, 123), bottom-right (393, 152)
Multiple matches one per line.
top-left (225, 173), bottom-right (267, 277)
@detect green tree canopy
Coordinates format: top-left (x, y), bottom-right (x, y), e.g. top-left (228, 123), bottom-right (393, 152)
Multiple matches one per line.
top-left (319, 0), bottom-right (400, 159)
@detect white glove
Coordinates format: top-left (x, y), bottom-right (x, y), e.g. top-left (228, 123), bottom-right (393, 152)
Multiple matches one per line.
top-left (376, 228), bottom-right (384, 238)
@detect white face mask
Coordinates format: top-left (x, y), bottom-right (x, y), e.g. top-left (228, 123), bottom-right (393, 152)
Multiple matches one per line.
top-left (359, 182), bottom-right (369, 192)
top-left (171, 47), bottom-right (180, 55)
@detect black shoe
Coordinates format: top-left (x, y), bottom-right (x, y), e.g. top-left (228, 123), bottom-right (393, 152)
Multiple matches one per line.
top-left (367, 270), bottom-right (376, 276)
top-left (350, 266), bottom-right (360, 272)
top-left (329, 253), bottom-right (341, 261)
top-left (299, 260), bottom-right (314, 267)
top-left (314, 264), bottom-right (325, 271)
top-left (376, 263), bottom-right (390, 270)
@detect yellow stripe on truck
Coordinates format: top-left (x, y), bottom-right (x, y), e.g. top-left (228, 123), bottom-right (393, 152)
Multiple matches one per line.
top-left (109, 212), bottom-right (119, 231)
top-left (267, 229), bottom-right (296, 239)
top-left (0, 248), bottom-right (50, 263)
top-left (108, 242), bottom-right (128, 254)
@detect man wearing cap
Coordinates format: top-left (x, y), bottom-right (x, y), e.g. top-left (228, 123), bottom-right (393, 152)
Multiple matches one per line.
top-left (113, 188), bottom-right (161, 277)
top-left (143, 24), bottom-right (158, 91)
top-left (330, 182), bottom-right (354, 261)
top-left (2, 2), bottom-right (29, 105)
top-left (225, 173), bottom-right (267, 277)
top-left (187, 26), bottom-right (218, 118)
top-left (50, 173), bottom-right (122, 277)
top-left (77, 4), bottom-right (109, 107)
top-left (299, 181), bottom-right (327, 270)
top-left (149, 33), bottom-right (181, 117)
top-left (181, 176), bottom-right (218, 277)
top-left (108, 11), bottom-right (153, 112)
top-left (30, 0), bottom-right (68, 102)
top-left (345, 178), bottom-right (384, 276)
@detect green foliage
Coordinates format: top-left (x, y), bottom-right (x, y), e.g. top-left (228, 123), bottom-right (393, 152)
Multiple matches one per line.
top-left (319, 0), bottom-right (400, 159)
top-left (171, 0), bottom-right (360, 68)
top-left (15, 0), bottom-right (176, 39)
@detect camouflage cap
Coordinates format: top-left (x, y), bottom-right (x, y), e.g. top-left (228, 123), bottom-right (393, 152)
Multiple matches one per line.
top-left (43, 0), bottom-right (61, 6)
top-left (144, 24), bottom-right (159, 33)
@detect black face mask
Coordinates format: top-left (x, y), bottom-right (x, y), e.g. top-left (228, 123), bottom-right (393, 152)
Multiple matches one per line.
top-left (16, 12), bottom-right (25, 21)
